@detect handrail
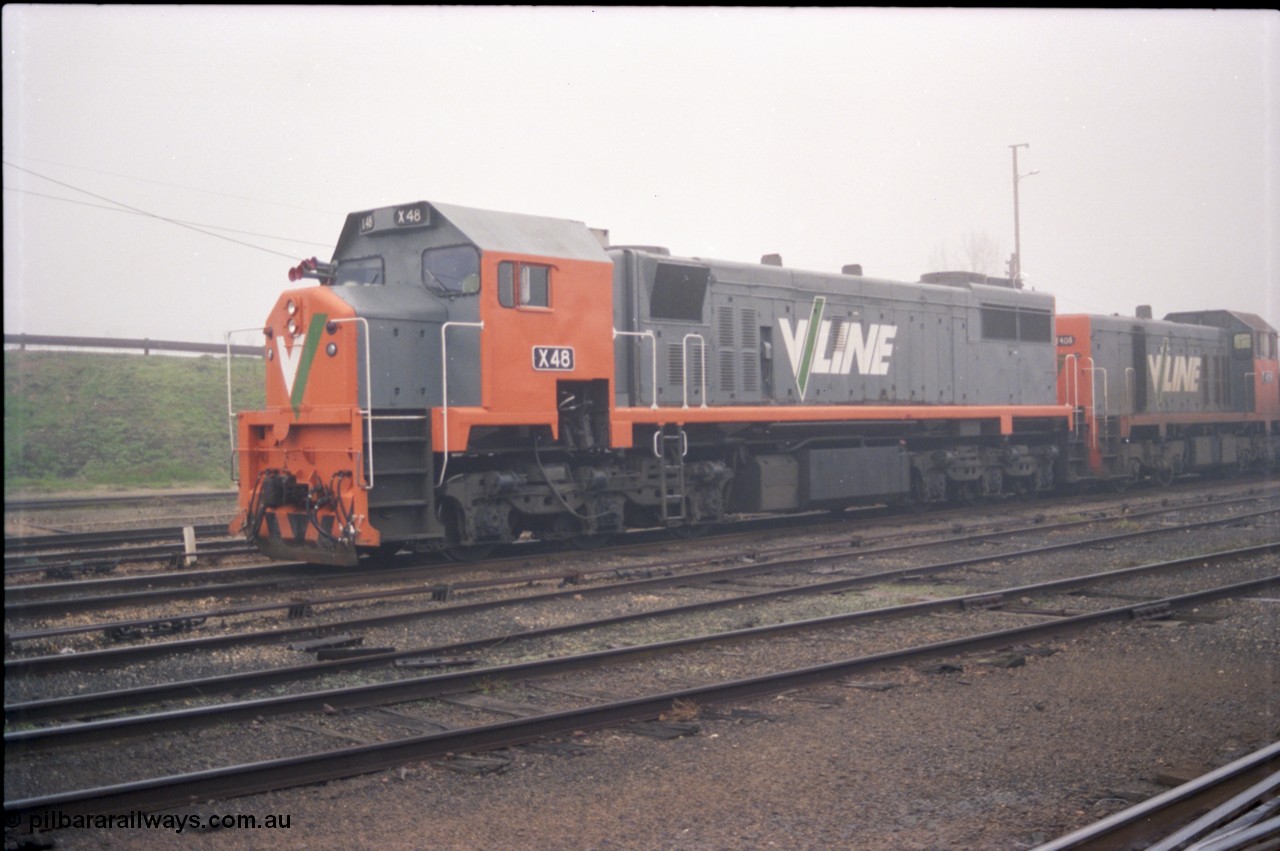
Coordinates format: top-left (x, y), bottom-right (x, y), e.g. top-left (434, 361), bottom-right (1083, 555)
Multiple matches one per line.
top-left (438, 320), bottom-right (484, 486)
top-left (225, 327), bottom-right (267, 482)
top-left (328, 317), bottom-right (373, 489)
top-left (1084, 359), bottom-right (1107, 451)
top-left (613, 328), bottom-right (659, 409)
top-left (682, 333), bottom-right (708, 409)
top-left (1064, 353), bottom-right (1079, 410)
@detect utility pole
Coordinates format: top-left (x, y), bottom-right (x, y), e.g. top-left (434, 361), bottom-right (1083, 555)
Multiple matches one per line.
top-left (1009, 143), bottom-right (1038, 287)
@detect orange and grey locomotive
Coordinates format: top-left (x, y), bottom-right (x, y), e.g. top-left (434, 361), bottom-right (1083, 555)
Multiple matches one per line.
top-left (229, 200), bottom-right (1276, 565)
top-left (1055, 309), bottom-right (1279, 488)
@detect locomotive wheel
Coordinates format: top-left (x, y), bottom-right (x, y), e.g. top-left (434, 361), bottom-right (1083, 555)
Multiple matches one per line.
top-left (952, 481), bottom-right (980, 506)
top-left (1108, 476), bottom-right (1130, 493)
top-left (549, 514), bottom-right (612, 550)
top-left (1154, 464), bottom-right (1174, 488)
top-left (439, 501), bottom-right (494, 563)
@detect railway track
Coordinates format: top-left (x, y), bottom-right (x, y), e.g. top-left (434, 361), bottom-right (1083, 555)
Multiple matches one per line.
top-left (1035, 742), bottom-right (1279, 849)
top-left (5, 479), bottom-right (1276, 841)
top-left (5, 495), bottom-right (1275, 679)
top-left (7, 489), bottom-right (1273, 625)
top-left (6, 547), bottom-right (1275, 821)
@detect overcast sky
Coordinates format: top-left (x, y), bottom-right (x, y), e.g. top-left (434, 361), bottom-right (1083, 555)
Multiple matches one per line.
top-left (4, 6), bottom-right (1277, 345)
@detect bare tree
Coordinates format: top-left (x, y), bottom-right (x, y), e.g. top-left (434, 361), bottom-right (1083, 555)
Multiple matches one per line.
top-left (929, 230), bottom-right (1004, 276)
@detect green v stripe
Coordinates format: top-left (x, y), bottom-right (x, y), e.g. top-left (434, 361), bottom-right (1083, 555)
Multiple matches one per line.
top-left (291, 313), bottom-right (329, 417)
top-left (796, 297), bottom-right (826, 399)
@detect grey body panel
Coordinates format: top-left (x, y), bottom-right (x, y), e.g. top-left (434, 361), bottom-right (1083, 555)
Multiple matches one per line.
top-left (610, 249), bottom-right (1057, 409)
top-left (1083, 315), bottom-right (1230, 417)
top-left (1163, 309), bottom-right (1270, 414)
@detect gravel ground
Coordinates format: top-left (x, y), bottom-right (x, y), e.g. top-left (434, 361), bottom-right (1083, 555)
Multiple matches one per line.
top-left (13, 588), bottom-right (1279, 850)
top-left (6, 486), bottom-right (1278, 849)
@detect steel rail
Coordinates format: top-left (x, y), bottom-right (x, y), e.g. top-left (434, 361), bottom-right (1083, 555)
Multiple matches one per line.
top-left (1033, 742), bottom-right (1280, 850)
top-left (6, 509), bottom-right (1275, 676)
top-left (8, 544), bottom-right (1277, 750)
top-left (4, 491), bottom-right (237, 512)
top-left (10, 538), bottom-right (1276, 726)
top-left (5, 573), bottom-right (1276, 823)
top-left (4, 542), bottom-right (255, 581)
top-left (4, 523), bottom-right (232, 559)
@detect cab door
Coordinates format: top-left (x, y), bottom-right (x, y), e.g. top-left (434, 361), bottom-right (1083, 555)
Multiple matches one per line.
top-left (480, 253), bottom-right (617, 442)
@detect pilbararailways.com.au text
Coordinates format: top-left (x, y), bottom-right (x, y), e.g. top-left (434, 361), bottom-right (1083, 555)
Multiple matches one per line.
top-left (12, 810), bottom-right (291, 834)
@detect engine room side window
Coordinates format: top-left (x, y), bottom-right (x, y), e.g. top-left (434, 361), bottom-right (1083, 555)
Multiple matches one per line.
top-left (422, 245), bottom-right (481, 295)
top-left (980, 305), bottom-right (1051, 342)
top-left (497, 261), bottom-right (551, 309)
top-left (336, 256), bottom-right (384, 286)
top-left (1017, 309), bottom-right (1052, 342)
top-left (649, 263), bottom-right (709, 322)
top-left (980, 306), bottom-right (1018, 340)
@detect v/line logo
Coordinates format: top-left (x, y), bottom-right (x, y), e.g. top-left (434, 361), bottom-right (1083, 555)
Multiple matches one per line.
top-left (1147, 338), bottom-right (1202, 401)
top-left (779, 297), bottom-right (897, 400)
top-left (277, 313), bottom-right (329, 416)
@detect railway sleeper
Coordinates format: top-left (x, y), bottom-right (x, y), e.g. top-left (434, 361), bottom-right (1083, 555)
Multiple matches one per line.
top-left (106, 617), bottom-right (206, 643)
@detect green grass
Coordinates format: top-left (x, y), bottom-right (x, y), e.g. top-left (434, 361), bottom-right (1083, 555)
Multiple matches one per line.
top-left (4, 350), bottom-right (265, 494)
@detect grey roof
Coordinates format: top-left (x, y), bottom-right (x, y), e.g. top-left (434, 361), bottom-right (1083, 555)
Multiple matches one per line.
top-left (433, 202), bottom-right (609, 264)
top-left (1164, 309), bottom-right (1277, 335)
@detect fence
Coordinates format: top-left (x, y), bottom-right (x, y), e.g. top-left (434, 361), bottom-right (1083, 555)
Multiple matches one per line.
top-left (4, 333), bottom-right (261, 358)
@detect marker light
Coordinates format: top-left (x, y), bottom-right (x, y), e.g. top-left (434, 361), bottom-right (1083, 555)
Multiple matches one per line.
top-left (286, 299), bottom-right (298, 316)
top-left (287, 318), bottom-right (300, 336)
top-left (326, 343), bottom-right (338, 357)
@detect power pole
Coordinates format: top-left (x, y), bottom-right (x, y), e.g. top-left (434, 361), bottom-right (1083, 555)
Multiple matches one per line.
top-left (1009, 143), bottom-right (1038, 288)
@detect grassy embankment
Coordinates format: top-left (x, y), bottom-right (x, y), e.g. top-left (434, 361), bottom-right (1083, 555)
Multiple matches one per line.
top-left (4, 350), bottom-right (265, 494)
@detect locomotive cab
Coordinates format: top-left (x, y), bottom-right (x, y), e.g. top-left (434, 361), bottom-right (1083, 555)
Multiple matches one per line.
top-left (231, 201), bottom-right (615, 564)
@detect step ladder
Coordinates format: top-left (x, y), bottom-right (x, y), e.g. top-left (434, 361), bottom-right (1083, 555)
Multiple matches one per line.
top-left (365, 412), bottom-right (433, 541)
top-left (656, 427), bottom-right (687, 524)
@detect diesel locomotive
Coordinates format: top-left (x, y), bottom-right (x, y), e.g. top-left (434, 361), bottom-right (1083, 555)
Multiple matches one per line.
top-left (1056, 309), bottom-right (1278, 486)
top-left (229, 200), bottom-right (1278, 565)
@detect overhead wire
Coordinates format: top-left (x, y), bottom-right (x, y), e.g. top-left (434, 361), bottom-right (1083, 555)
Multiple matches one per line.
top-left (3, 160), bottom-right (315, 260)
top-left (9, 154), bottom-right (343, 216)
top-left (2, 185), bottom-right (332, 247)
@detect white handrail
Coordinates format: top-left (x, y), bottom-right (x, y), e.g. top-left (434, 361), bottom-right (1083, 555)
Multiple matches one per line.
top-left (682, 333), bottom-right (707, 409)
top-left (225, 326), bottom-right (267, 483)
top-left (613, 328), bottom-right (659, 409)
top-left (327, 317), bottom-right (373, 488)
top-left (1064, 353), bottom-right (1079, 411)
top-left (438, 320), bottom-right (484, 486)
top-left (1084, 359), bottom-right (1107, 451)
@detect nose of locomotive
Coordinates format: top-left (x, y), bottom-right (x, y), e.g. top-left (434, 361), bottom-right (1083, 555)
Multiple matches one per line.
top-left (233, 286), bottom-right (370, 566)
top-left (262, 288), bottom-right (360, 412)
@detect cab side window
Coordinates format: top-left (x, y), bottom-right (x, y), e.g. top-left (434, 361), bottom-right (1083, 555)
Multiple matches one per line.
top-left (498, 261), bottom-right (551, 309)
